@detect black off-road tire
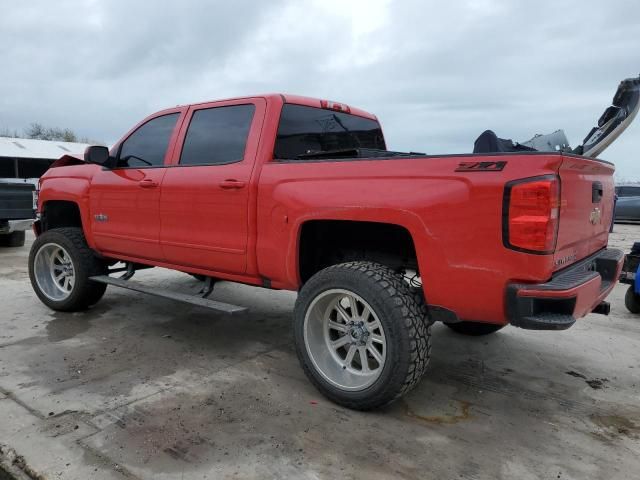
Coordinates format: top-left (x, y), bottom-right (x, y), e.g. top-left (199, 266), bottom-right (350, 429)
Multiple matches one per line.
top-left (625, 286), bottom-right (640, 314)
top-left (294, 261), bottom-right (431, 410)
top-left (29, 227), bottom-right (107, 312)
top-left (446, 321), bottom-right (504, 336)
top-left (0, 230), bottom-right (26, 247)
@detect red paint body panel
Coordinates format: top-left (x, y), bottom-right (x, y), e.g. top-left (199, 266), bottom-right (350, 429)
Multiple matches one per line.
top-left (90, 167), bottom-right (168, 261)
top-left (36, 94), bottom-right (619, 326)
top-left (256, 154), bottom-right (566, 323)
top-left (554, 157), bottom-right (615, 268)
top-left (159, 98), bottom-right (267, 273)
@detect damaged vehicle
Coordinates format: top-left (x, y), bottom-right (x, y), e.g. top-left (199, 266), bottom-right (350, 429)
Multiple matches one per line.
top-left (28, 75), bottom-right (638, 410)
top-left (473, 75), bottom-right (639, 156)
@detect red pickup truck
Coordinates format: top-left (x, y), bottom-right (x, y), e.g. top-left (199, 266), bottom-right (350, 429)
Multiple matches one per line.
top-left (29, 77), bottom-right (638, 409)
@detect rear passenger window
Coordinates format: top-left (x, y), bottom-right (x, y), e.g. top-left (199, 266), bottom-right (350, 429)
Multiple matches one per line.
top-left (180, 105), bottom-right (255, 166)
top-left (118, 113), bottom-right (179, 168)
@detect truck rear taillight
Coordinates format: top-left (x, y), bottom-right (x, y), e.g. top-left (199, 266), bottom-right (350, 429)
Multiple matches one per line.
top-left (503, 175), bottom-right (560, 254)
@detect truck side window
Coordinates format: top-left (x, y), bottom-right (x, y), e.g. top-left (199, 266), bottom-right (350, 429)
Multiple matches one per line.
top-left (118, 113), bottom-right (180, 168)
top-left (180, 104), bottom-right (255, 166)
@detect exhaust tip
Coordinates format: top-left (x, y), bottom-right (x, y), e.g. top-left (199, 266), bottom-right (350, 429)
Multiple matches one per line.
top-left (592, 301), bottom-right (611, 316)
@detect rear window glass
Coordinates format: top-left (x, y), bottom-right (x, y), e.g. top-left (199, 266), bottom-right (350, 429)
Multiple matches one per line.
top-left (617, 186), bottom-right (640, 197)
top-left (274, 104), bottom-right (385, 160)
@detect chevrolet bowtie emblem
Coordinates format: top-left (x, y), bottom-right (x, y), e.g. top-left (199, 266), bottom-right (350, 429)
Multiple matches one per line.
top-left (589, 207), bottom-right (601, 225)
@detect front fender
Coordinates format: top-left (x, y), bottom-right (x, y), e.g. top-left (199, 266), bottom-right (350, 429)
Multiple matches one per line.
top-left (39, 175), bottom-right (95, 248)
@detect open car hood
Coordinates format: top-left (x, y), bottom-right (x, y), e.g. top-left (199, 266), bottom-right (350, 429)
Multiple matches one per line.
top-left (474, 75), bottom-right (640, 159)
top-left (49, 152), bottom-right (86, 168)
top-left (575, 75), bottom-right (640, 158)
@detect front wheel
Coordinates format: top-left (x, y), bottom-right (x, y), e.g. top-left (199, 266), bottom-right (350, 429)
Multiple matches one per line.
top-left (625, 286), bottom-right (640, 314)
top-left (29, 227), bottom-right (107, 312)
top-left (294, 262), bottom-right (431, 410)
top-left (446, 321), bottom-right (504, 336)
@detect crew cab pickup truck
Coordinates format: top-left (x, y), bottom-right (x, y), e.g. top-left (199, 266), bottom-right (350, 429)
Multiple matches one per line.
top-left (29, 77), bottom-right (638, 409)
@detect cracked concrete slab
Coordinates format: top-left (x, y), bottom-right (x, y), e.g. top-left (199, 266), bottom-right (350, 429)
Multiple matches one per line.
top-left (0, 398), bottom-right (123, 480)
top-left (1, 228), bottom-right (639, 479)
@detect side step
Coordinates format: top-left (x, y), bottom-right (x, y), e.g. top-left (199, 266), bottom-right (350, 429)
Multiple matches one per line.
top-left (89, 275), bottom-right (247, 315)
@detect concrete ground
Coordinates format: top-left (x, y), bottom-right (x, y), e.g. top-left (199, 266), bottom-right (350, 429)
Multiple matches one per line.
top-left (1, 227), bottom-right (639, 480)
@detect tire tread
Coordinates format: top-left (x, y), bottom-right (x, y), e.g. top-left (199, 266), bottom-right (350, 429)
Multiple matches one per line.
top-left (625, 286), bottom-right (640, 314)
top-left (29, 227), bottom-right (106, 311)
top-left (294, 261), bottom-right (431, 410)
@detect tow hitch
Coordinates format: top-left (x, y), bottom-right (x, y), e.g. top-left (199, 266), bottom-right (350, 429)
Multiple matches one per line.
top-left (592, 301), bottom-right (611, 315)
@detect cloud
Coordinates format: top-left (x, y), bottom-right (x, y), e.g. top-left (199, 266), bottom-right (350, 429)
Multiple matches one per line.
top-left (1, 0), bottom-right (638, 178)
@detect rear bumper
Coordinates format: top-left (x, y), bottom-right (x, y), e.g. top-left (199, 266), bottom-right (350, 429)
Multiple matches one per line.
top-left (507, 248), bottom-right (623, 330)
top-left (0, 219), bottom-right (34, 234)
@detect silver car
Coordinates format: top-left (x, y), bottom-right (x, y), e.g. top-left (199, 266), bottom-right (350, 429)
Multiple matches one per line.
top-left (615, 186), bottom-right (640, 223)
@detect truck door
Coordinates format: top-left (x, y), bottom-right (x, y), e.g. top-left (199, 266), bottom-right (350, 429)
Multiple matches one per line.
top-left (159, 98), bottom-right (265, 274)
top-left (90, 109), bottom-right (184, 260)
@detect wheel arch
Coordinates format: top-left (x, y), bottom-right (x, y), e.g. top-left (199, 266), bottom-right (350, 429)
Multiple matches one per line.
top-left (41, 200), bottom-right (83, 231)
top-left (295, 218), bottom-right (422, 284)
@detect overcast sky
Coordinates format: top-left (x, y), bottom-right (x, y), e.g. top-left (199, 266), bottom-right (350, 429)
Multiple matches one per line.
top-left (1, 0), bottom-right (639, 179)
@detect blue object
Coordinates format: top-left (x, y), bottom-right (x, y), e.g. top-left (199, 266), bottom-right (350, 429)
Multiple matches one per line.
top-left (636, 264), bottom-right (640, 294)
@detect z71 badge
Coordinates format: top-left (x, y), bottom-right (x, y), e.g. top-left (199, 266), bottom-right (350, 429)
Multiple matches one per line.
top-left (455, 161), bottom-right (507, 172)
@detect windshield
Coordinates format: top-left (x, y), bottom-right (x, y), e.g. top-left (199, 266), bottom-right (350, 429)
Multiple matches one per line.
top-left (274, 104), bottom-right (385, 160)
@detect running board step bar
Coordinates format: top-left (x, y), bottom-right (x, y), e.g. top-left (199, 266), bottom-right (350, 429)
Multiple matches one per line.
top-left (89, 275), bottom-right (247, 315)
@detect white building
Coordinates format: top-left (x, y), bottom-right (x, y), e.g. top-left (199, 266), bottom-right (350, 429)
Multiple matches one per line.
top-left (0, 137), bottom-right (91, 180)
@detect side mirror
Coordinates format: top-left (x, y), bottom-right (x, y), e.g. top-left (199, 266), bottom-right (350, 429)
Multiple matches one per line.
top-left (84, 145), bottom-right (112, 167)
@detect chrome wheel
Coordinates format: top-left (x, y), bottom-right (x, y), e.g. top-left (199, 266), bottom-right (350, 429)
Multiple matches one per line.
top-left (33, 243), bottom-right (75, 301)
top-left (304, 289), bottom-right (387, 391)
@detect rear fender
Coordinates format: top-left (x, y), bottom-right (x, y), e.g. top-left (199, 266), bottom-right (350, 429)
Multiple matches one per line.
top-left (285, 207), bottom-right (437, 289)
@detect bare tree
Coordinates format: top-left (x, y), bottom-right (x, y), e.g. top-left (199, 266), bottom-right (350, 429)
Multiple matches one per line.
top-left (0, 127), bottom-right (20, 138)
top-left (25, 123), bottom-right (82, 142)
top-left (3, 123), bottom-right (102, 144)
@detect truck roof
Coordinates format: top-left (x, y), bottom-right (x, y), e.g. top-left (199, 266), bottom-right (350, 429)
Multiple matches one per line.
top-left (187, 93), bottom-right (378, 121)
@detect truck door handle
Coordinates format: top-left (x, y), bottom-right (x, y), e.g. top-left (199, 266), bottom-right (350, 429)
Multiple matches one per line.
top-left (139, 179), bottom-right (158, 188)
top-left (592, 181), bottom-right (603, 203)
top-left (219, 179), bottom-right (246, 190)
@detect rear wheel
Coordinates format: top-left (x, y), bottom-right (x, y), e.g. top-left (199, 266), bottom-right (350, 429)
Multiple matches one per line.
top-left (446, 321), bottom-right (504, 336)
top-left (0, 231), bottom-right (25, 247)
top-left (294, 262), bottom-right (431, 410)
top-left (625, 286), bottom-right (640, 314)
top-left (29, 227), bottom-right (107, 311)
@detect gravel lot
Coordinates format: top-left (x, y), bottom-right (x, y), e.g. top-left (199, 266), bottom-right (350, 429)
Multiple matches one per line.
top-left (1, 226), bottom-right (639, 479)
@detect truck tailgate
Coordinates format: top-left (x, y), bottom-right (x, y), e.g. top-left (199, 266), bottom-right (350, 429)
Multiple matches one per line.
top-left (553, 155), bottom-right (615, 271)
top-left (0, 182), bottom-right (35, 221)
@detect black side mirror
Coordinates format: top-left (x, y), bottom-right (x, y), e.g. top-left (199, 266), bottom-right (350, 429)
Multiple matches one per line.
top-left (84, 145), bottom-right (112, 167)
